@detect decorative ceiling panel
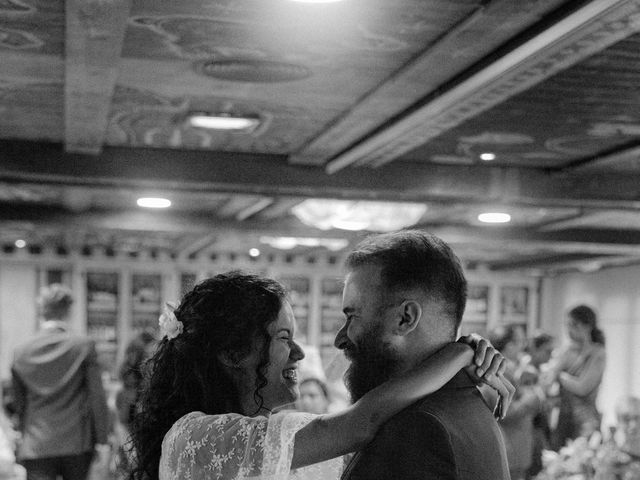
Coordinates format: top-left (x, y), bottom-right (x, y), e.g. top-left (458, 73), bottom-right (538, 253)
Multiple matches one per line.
top-left (404, 32), bottom-right (640, 169)
top-left (1, 0), bottom-right (640, 273)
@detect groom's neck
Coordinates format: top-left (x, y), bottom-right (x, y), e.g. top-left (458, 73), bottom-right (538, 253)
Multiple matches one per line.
top-left (399, 339), bottom-right (450, 374)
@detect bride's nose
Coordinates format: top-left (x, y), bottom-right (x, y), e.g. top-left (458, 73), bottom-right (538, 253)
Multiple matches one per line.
top-left (290, 340), bottom-right (305, 361)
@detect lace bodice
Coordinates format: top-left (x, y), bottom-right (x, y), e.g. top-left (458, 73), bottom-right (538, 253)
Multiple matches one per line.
top-left (159, 411), bottom-right (342, 480)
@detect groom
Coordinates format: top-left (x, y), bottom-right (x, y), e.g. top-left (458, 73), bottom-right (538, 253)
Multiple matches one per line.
top-left (335, 230), bottom-right (511, 480)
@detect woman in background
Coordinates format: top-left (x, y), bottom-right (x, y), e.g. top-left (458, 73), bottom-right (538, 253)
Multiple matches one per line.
top-left (543, 305), bottom-right (606, 450)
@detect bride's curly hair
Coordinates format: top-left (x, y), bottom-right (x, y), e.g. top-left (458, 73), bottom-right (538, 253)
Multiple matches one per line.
top-left (128, 271), bottom-right (287, 480)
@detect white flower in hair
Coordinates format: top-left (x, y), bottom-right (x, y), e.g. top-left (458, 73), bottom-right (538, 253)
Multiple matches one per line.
top-left (159, 302), bottom-right (183, 339)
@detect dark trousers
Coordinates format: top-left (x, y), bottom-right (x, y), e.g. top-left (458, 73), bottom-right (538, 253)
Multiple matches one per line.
top-left (21, 452), bottom-right (94, 480)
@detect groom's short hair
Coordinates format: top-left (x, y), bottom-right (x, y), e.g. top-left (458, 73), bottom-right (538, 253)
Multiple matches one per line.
top-left (345, 230), bottom-right (467, 331)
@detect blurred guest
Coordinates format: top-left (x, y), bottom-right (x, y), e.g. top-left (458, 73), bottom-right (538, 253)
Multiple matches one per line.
top-left (488, 324), bottom-right (542, 480)
top-left (524, 332), bottom-right (555, 479)
top-left (542, 305), bottom-right (606, 450)
top-left (11, 284), bottom-right (110, 480)
top-left (528, 332), bottom-right (555, 370)
top-left (113, 330), bottom-right (157, 478)
top-left (296, 377), bottom-right (330, 415)
top-left (116, 330), bottom-right (157, 430)
top-left (615, 395), bottom-right (640, 455)
top-left (1, 394), bottom-right (25, 480)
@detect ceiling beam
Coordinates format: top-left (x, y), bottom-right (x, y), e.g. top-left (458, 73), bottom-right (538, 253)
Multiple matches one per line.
top-left (560, 143), bottom-right (640, 173)
top-left (236, 198), bottom-right (275, 221)
top-left (65, 0), bottom-right (131, 154)
top-left (489, 254), bottom-right (640, 273)
top-left (0, 203), bottom-right (353, 240)
top-left (289, 0), bottom-right (579, 166)
top-left (488, 253), bottom-right (602, 271)
top-left (2, 204), bottom-right (640, 257)
top-left (323, 0), bottom-right (640, 173)
top-left (4, 140), bottom-right (640, 209)
top-left (176, 232), bottom-right (219, 260)
top-left (429, 225), bottom-right (640, 256)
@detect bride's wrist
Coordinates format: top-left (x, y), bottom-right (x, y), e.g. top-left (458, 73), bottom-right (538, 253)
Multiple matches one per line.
top-left (450, 341), bottom-right (474, 364)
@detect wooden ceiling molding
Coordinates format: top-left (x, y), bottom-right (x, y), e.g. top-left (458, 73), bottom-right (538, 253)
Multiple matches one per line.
top-left (4, 139), bottom-right (640, 209)
top-left (563, 143), bottom-right (640, 172)
top-left (324, 0), bottom-right (640, 173)
top-left (176, 232), bottom-right (219, 260)
top-left (290, 0), bottom-right (569, 166)
top-left (64, 0), bottom-right (131, 154)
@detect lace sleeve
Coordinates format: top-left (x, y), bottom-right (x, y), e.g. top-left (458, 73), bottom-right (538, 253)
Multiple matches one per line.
top-left (159, 411), bottom-right (342, 480)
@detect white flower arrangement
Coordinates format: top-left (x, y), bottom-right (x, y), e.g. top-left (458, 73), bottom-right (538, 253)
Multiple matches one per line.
top-left (159, 302), bottom-right (183, 340)
top-left (535, 431), bottom-right (640, 480)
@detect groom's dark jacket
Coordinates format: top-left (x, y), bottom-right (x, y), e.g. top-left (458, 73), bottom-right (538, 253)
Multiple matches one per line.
top-left (341, 370), bottom-right (511, 480)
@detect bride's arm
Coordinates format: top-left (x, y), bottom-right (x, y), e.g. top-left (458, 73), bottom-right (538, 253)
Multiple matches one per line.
top-left (292, 342), bottom-right (484, 469)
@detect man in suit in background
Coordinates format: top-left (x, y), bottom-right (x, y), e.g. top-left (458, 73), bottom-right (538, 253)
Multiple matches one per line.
top-left (11, 284), bottom-right (110, 480)
top-left (335, 230), bottom-right (511, 480)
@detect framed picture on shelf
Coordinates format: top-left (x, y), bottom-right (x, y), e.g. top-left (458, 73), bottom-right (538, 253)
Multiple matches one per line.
top-left (500, 285), bottom-right (529, 325)
top-left (278, 276), bottom-right (310, 345)
top-left (131, 273), bottom-right (162, 334)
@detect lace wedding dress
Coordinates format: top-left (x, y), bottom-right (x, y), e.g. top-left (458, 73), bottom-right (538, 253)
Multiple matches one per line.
top-left (159, 411), bottom-right (343, 480)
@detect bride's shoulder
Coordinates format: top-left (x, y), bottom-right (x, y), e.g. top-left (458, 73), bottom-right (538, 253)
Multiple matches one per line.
top-left (168, 410), bottom-right (318, 439)
top-left (166, 411), bottom-right (245, 437)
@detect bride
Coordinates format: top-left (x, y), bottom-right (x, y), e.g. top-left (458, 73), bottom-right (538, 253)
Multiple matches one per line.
top-left (129, 271), bottom-right (513, 480)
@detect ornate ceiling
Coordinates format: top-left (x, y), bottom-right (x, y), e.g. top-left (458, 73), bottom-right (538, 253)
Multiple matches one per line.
top-left (1, 0), bottom-right (640, 274)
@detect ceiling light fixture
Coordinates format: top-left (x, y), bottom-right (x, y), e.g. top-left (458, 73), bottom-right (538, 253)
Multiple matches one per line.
top-left (288, 0), bottom-right (345, 3)
top-left (292, 199), bottom-right (427, 232)
top-left (186, 113), bottom-right (261, 131)
top-left (478, 212), bottom-right (511, 224)
top-left (137, 197), bottom-right (171, 209)
top-left (15, 239), bottom-right (26, 248)
top-left (260, 236), bottom-right (349, 251)
top-left (479, 152), bottom-right (496, 161)
top-left (249, 248), bottom-right (261, 257)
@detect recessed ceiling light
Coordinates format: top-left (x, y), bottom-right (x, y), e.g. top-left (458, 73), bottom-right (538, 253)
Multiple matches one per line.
top-left (137, 197), bottom-right (171, 208)
top-left (249, 248), bottom-right (261, 257)
top-left (187, 113), bottom-right (261, 131)
top-left (580, 261), bottom-right (602, 273)
top-left (288, 0), bottom-right (345, 3)
top-left (478, 212), bottom-right (511, 223)
top-left (479, 152), bottom-right (496, 161)
top-left (15, 239), bottom-right (26, 248)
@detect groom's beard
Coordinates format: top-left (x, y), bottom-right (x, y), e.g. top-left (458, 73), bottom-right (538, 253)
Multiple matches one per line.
top-left (342, 323), bottom-right (402, 403)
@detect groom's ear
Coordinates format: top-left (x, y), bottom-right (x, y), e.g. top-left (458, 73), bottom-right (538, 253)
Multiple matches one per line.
top-left (394, 300), bottom-right (422, 335)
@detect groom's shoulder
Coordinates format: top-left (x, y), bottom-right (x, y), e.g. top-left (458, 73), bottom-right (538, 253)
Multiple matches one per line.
top-left (413, 376), bottom-right (496, 425)
top-left (385, 370), bottom-right (501, 444)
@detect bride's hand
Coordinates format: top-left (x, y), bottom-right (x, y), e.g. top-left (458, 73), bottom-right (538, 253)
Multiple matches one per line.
top-left (457, 334), bottom-right (515, 419)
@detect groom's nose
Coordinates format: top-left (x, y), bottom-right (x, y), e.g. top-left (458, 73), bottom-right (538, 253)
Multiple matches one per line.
top-left (334, 323), bottom-right (348, 350)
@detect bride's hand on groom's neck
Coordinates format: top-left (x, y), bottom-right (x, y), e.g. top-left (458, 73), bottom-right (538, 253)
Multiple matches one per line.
top-left (457, 334), bottom-right (515, 418)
